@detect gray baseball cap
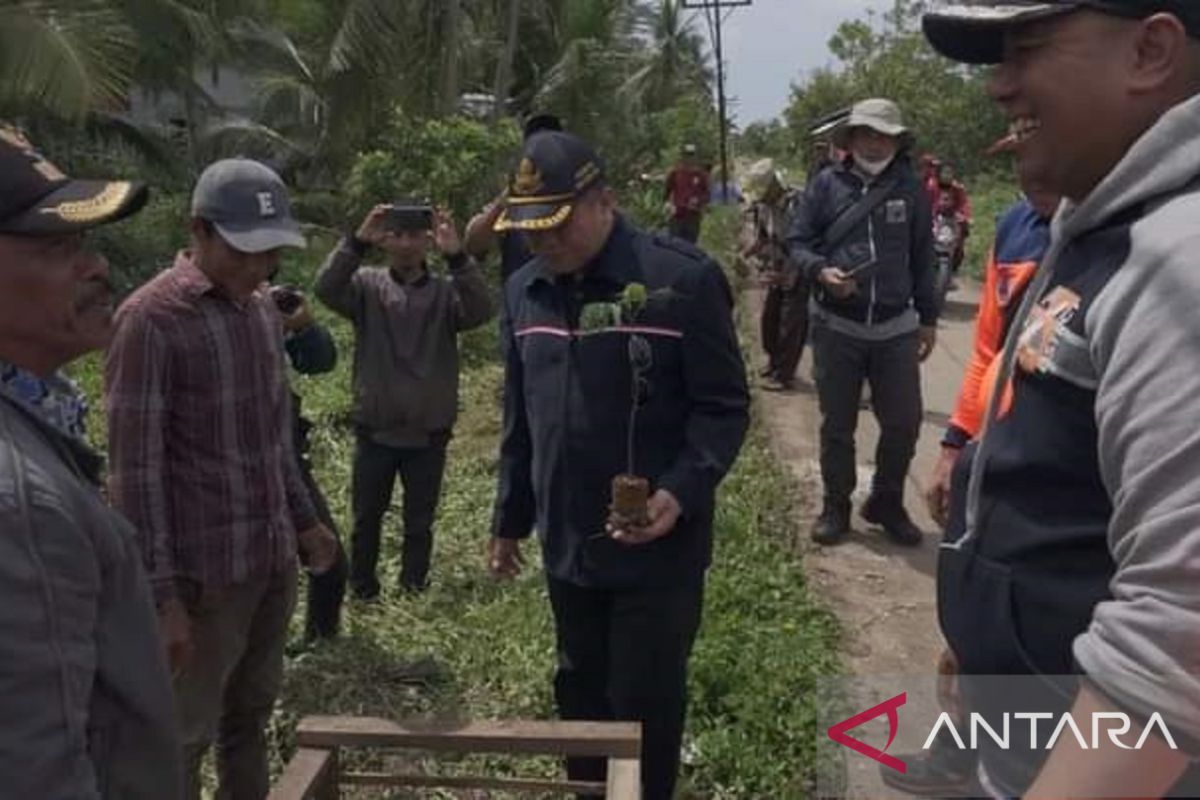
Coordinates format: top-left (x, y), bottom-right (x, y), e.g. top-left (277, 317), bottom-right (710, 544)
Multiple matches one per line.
top-left (191, 158), bottom-right (306, 253)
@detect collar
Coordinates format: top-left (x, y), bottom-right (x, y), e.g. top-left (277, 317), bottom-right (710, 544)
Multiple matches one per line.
top-left (0, 360), bottom-right (89, 441)
top-left (173, 250), bottom-right (217, 298)
top-left (389, 263), bottom-right (430, 287)
top-left (173, 250), bottom-right (266, 309)
top-left (530, 214), bottom-right (640, 289)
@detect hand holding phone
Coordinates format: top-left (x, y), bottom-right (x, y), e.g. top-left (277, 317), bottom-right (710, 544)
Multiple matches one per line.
top-left (357, 204), bottom-right (393, 245)
top-left (819, 266), bottom-right (858, 299)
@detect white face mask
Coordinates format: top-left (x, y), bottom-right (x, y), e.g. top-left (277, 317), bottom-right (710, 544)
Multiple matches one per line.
top-left (852, 152), bottom-right (893, 177)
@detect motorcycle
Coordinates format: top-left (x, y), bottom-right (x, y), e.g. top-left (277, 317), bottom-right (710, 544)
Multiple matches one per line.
top-left (932, 206), bottom-right (964, 315)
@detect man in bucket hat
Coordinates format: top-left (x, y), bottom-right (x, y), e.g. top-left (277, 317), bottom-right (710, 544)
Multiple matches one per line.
top-left (0, 124), bottom-right (182, 797)
top-left (106, 157), bottom-right (338, 800)
top-left (488, 130), bottom-right (748, 799)
top-left (740, 158), bottom-right (808, 390)
top-left (787, 98), bottom-right (939, 547)
top-left (922, 1), bottom-right (1200, 796)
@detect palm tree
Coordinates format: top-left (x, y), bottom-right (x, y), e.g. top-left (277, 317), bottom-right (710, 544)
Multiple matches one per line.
top-left (622, 0), bottom-right (712, 110)
top-left (529, 0), bottom-right (640, 130)
top-left (1, 0), bottom-right (266, 174)
top-left (0, 0), bottom-right (137, 121)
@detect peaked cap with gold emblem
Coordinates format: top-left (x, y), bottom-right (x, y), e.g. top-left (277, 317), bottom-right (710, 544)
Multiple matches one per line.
top-left (0, 123), bottom-right (148, 235)
top-left (494, 131), bottom-right (606, 232)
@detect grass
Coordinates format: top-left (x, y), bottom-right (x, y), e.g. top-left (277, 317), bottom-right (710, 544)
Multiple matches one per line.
top-left (69, 204), bottom-right (840, 798)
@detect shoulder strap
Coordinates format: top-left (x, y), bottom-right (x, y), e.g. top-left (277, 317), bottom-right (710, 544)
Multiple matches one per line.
top-left (822, 175), bottom-right (900, 255)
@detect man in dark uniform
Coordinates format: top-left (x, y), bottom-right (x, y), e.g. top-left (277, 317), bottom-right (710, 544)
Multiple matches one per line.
top-left (271, 285), bottom-right (348, 641)
top-left (487, 130), bottom-right (749, 799)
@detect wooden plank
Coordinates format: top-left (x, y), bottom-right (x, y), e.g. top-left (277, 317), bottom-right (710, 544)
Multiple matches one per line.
top-left (606, 757), bottom-right (641, 800)
top-left (341, 771), bottom-right (606, 793)
top-left (268, 748), bottom-right (338, 800)
top-left (296, 716), bottom-right (642, 758)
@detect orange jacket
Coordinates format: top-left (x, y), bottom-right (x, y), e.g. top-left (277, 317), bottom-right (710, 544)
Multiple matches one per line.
top-left (944, 200), bottom-right (1049, 449)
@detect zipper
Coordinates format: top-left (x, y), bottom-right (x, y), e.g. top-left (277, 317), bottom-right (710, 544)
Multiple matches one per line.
top-left (562, 279), bottom-right (582, 417)
top-left (866, 203), bottom-right (877, 326)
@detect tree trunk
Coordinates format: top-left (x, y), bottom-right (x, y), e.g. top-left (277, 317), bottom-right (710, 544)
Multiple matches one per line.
top-left (491, 0), bottom-right (522, 122)
top-left (440, 0), bottom-right (463, 116)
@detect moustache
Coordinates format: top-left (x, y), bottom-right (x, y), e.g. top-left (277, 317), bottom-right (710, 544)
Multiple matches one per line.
top-left (75, 278), bottom-right (115, 312)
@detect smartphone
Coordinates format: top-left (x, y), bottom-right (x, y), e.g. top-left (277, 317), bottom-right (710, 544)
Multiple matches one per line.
top-left (270, 285), bottom-right (303, 315)
top-left (385, 204), bottom-right (434, 232)
top-left (840, 258), bottom-right (876, 278)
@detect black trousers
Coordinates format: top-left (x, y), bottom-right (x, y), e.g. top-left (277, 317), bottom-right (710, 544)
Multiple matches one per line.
top-left (350, 433), bottom-right (448, 596)
top-left (295, 452), bottom-right (348, 641)
top-left (668, 213), bottom-right (702, 244)
top-left (547, 577), bottom-right (705, 800)
top-left (810, 324), bottom-right (922, 504)
top-left (760, 281), bottom-right (811, 383)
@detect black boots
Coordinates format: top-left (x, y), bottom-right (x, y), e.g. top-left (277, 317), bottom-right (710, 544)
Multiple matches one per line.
top-left (811, 499), bottom-right (851, 545)
top-left (399, 534), bottom-right (432, 593)
top-left (812, 494), bottom-right (924, 547)
top-left (861, 492), bottom-right (923, 546)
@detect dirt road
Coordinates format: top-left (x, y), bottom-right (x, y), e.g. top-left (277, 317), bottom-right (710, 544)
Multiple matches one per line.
top-left (749, 284), bottom-right (981, 798)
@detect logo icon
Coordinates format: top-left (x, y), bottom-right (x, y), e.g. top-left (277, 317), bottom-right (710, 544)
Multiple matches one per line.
top-left (827, 692), bottom-right (907, 773)
top-left (257, 191), bottom-right (277, 217)
top-left (512, 158), bottom-right (544, 196)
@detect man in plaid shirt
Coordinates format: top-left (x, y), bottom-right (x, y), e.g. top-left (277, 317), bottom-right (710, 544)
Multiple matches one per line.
top-left (105, 158), bottom-right (337, 800)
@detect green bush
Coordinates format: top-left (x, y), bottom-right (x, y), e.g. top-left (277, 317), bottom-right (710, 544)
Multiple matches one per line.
top-left (961, 170), bottom-right (1023, 281)
top-left (343, 113), bottom-right (521, 224)
top-left (93, 192), bottom-right (190, 298)
top-left (619, 178), bottom-right (670, 232)
top-left (291, 191), bottom-right (346, 231)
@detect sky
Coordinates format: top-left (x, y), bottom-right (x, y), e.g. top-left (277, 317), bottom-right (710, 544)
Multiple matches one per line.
top-left (704, 0), bottom-right (893, 125)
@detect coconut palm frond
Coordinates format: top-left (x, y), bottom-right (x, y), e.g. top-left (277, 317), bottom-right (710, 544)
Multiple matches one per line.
top-left (0, 0), bottom-right (136, 119)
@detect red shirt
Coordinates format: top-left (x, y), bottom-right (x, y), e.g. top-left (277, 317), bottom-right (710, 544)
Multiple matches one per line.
top-left (929, 180), bottom-right (972, 224)
top-left (665, 164), bottom-right (710, 218)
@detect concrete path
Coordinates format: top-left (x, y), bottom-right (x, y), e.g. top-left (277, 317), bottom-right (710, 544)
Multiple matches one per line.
top-left (749, 284), bottom-right (981, 798)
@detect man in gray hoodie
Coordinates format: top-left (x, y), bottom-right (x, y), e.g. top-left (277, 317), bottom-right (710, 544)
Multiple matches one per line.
top-left (923, 2), bottom-right (1200, 796)
top-left (316, 202), bottom-right (492, 597)
top-left (0, 125), bottom-right (181, 798)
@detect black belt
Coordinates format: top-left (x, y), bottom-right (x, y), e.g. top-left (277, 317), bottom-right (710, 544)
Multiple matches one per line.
top-left (817, 300), bottom-right (910, 324)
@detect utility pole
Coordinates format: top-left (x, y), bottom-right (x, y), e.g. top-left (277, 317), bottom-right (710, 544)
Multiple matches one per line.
top-left (682, 0), bottom-right (751, 200)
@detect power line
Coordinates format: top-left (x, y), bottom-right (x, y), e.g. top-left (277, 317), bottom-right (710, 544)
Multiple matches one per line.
top-left (681, 0), bottom-right (751, 198)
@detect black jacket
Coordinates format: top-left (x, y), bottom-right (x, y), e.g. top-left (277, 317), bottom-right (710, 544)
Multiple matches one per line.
top-left (787, 155), bottom-right (938, 326)
top-left (284, 322), bottom-right (337, 455)
top-left (492, 216), bottom-right (749, 588)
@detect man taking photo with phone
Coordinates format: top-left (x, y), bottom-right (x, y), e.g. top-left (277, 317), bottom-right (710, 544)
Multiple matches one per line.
top-left (316, 201), bottom-right (492, 598)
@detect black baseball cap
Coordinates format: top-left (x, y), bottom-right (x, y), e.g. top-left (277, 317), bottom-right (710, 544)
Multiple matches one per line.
top-left (523, 113), bottom-right (563, 139)
top-left (924, 1), bottom-right (1200, 64)
top-left (494, 131), bottom-right (606, 232)
top-left (0, 124), bottom-right (148, 236)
